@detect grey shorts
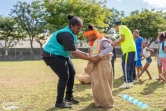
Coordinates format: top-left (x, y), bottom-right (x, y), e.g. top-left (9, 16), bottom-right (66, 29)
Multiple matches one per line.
top-left (157, 57), bottom-right (162, 66)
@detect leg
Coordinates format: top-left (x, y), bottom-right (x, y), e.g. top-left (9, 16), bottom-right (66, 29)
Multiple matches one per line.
top-left (49, 57), bottom-right (69, 104)
top-left (145, 69), bottom-right (152, 80)
top-left (133, 61), bottom-right (136, 80)
top-left (66, 58), bottom-right (75, 98)
top-left (65, 58), bottom-right (80, 104)
top-left (139, 66), bottom-right (143, 74)
top-left (136, 51), bottom-right (142, 75)
top-left (136, 67), bottom-right (140, 75)
top-left (111, 60), bottom-right (115, 78)
top-left (119, 52), bottom-right (135, 89)
top-left (138, 63), bottom-right (150, 78)
top-left (157, 66), bottom-right (162, 80)
top-left (126, 52), bottom-right (135, 83)
top-left (164, 70), bottom-right (166, 82)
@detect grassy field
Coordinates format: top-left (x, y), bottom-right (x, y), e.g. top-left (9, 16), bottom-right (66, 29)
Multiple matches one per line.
top-left (0, 58), bottom-right (166, 111)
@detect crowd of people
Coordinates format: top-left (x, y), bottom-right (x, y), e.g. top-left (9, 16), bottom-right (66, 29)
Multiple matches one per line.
top-left (42, 14), bottom-right (166, 109)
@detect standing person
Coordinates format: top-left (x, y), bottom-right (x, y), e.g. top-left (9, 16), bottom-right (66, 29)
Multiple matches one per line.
top-left (84, 24), bottom-right (114, 108)
top-left (155, 49), bottom-right (163, 81)
top-left (113, 21), bottom-right (136, 89)
top-left (158, 32), bottom-right (166, 83)
top-left (105, 37), bottom-right (116, 77)
top-left (111, 45), bottom-right (116, 77)
top-left (137, 41), bottom-right (153, 80)
top-left (42, 15), bottom-right (98, 109)
top-left (133, 30), bottom-right (144, 76)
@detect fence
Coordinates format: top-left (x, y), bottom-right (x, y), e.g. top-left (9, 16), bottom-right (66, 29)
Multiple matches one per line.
top-left (0, 48), bottom-right (157, 61)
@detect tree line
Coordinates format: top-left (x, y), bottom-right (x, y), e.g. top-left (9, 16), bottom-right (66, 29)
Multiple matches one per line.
top-left (0, 0), bottom-right (166, 55)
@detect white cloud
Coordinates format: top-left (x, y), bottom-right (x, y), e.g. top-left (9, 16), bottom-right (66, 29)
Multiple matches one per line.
top-left (143, 0), bottom-right (166, 8)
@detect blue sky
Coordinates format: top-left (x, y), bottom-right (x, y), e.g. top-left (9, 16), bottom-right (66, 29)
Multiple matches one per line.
top-left (0, 0), bottom-right (166, 16)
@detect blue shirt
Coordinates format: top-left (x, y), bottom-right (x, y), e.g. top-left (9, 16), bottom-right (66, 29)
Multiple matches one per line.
top-left (159, 41), bottom-right (166, 58)
top-left (135, 36), bottom-right (143, 52)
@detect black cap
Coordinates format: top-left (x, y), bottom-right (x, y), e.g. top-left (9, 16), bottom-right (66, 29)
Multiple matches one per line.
top-left (114, 20), bottom-right (122, 26)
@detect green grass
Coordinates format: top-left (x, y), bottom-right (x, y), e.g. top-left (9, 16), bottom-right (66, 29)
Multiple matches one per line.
top-left (0, 58), bottom-right (166, 111)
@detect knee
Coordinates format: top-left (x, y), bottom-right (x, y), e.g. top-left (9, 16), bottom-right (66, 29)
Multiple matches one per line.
top-left (59, 74), bottom-right (69, 82)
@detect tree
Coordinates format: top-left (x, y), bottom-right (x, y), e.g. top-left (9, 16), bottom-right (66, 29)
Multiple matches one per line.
top-left (43, 0), bottom-right (111, 40)
top-left (35, 33), bottom-right (49, 53)
top-left (104, 8), bottom-right (125, 33)
top-left (10, 1), bottom-right (47, 55)
top-left (0, 16), bottom-right (25, 56)
top-left (122, 9), bottom-right (166, 46)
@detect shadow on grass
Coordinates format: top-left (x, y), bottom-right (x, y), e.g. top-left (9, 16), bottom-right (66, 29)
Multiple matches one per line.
top-left (113, 76), bottom-right (124, 88)
top-left (46, 107), bottom-right (59, 111)
top-left (141, 81), bottom-right (165, 95)
top-left (78, 103), bottom-right (100, 111)
top-left (134, 79), bottom-right (146, 85)
top-left (74, 83), bottom-right (91, 92)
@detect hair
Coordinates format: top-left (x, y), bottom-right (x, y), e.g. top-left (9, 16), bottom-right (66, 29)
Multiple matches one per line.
top-left (134, 29), bottom-right (140, 34)
top-left (67, 14), bottom-right (83, 26)
top-left (158, 32), bottom-right (166, 42)
top-left (85, 24), bottom-right (95, 31)
top-left (142, 41), bottom-right (148, 44)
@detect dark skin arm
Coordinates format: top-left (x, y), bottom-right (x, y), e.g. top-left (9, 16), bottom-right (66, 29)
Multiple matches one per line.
top-left (146, 48), bottom-right (154, 58)
top-left (164, 46), bottom-right (166, 53)
top-left (113, 34), bottom-right (125, 47)
top-left (76, 49), bottom-right (90, 56)
top-left (70, 51), bottom-right (98, 63)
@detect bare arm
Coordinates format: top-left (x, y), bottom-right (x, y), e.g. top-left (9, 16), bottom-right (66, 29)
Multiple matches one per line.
top-left (70, 51), bottom-right (98, 63)
top-left (146, 48), bottom-right (154, 56)
top-left (113, 34), bottom-right (125, 47)
top-left (164, 46), bottom-right (166, 53)
top-left (76, 49), bottom-right (89, 56)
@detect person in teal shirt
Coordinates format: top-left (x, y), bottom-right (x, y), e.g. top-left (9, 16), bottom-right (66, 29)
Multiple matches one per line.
top-left (42, 15), bottom-right (98, 109)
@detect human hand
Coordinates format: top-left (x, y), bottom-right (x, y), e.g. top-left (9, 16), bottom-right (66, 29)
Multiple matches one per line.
top-left (89, 56), bottom-right (99, 63)
top-left (141, 58), bottom-right (144, 60)
top-left (85, 53), bottom-right (91, 57)
top-left (114, 58), bottom-right (116, 62)
top-left (112, 41), bottom-right (118, 47)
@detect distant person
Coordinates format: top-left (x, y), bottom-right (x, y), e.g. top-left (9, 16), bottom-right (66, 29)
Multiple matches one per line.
top-left (133, 30), bottom-right (144, 76)
top-left (105, 36), bottom-right (117, 77)
top-left (137, 41), bottom-right (153, 80)
top-left (113, 21), bottom-right (136, 89)
top-left (158, 32), bottom-right (166, 83)
top-left (155, 47), bottom-right (163, 81)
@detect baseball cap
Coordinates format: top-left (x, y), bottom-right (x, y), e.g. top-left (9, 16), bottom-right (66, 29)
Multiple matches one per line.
top-left (114, 20), bottom-right (122, 26)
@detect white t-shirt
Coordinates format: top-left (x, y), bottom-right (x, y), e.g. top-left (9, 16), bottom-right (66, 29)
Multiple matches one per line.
top-left (143, 47), bottom-right (150, 58)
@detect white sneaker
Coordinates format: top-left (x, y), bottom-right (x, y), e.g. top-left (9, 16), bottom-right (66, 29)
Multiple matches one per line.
top-left (119, 82), bottom-right (130, 89)
top-left (129, 82), bottom-right (133, 88)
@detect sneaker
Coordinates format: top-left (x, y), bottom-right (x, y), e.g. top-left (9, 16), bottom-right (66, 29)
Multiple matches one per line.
top-left (65, 97), bottom-right (80, 104)
top-left (119, 82), bottom-right (130, 89)
top-left (129, 82), bottom-right (133, 88)
top-left (55, 102), bottom-right (72, 109)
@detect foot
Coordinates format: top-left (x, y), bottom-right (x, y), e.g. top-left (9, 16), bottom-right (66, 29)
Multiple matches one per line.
top-left (55, 102), bottom-right (72, 109)
top-left (159, 74), bottom-right (166, 81)
top-left (149, 78), bottom-right (152, 80)
top-left (65, 97), bottom-right (79, 104)
top-left (156, 78), bottom-right (162, 81)
top-left (119, 82), bottom-right (131, 89)
top-left (129, 82), bottom-right (134, 88)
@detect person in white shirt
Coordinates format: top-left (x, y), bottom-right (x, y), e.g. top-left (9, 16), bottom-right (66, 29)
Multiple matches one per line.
top-left (137, 41), bottom-right (154, 80)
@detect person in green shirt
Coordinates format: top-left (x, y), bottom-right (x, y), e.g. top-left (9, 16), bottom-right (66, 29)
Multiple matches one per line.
top-left (113, 21), bottom-right (136, 89)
